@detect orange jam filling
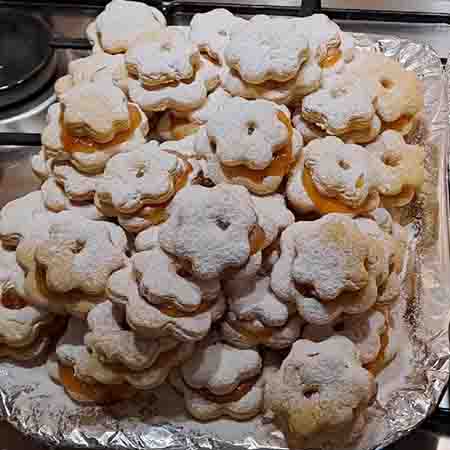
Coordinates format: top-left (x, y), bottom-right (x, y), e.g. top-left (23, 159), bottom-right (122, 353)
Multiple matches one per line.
top-left (302, 166), bottom-right (371, 215)
top-left (365, 308), bottom-right (393, 375)
top-left (320, 48), bottom-right (342, 69)
top-left (1, 290), bottom-right (26, 309)
top-left (61, 104), bottom-right (141, 153)
top-left (193, 375), bottom-right (259, 404)
top-left (59, 364), bottom-right (134, 404)
top-left (230, 321), bottom-right (274, 341)
top-left (221, 111), bottom-right (294, 184)
top-left (383, 115), bottom-right (413, 132)
top-left (249, 225), bottom-right (266, 255)
top-left (168, 115), bottom-right (200, 140)
top-left (156, 298), bottom-right (212, 318)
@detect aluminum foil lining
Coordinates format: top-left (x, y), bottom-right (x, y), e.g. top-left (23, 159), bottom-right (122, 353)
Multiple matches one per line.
top-left (0, 34), bottom-right (449, 450)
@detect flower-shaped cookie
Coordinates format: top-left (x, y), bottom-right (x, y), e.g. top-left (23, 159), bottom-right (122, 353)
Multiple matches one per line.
top-left (220, 57), bottom-right (322, 106)
top-left (95, 142), bottom-right (186, 214)
top-left (53, 317), bottom-right (194, 394)
top-left (0, 245), bottom-right (66, 361)
top-left (159, 184), bottom-right (264, 280)
top-left (367, 130), bottom-right (425, 208)
top-left (294, 14), bottom-right (341, 66)
top-left (205, 97), bottom-right (290, 169)
top-left (222, 276), bottom-right (302, 349)
top-left (42, 101), bottom-right (148, 175)
top-left (194, 99), bottom-right (301, 194)
top-left (126, 28), bottom-right (199, 87)
top-left (60, 79), bottom-right (130, 144)
top-left (224, 16), bottom-right (309, 84)
top-left (106, 265), bottom-right (225, 342)
top-left (287, 137), bottom-right (380, 216)
top-left (54, 53), bottom-right (128, 98)
top-left (132, 248), bottom-right (221, 313)
top-left (85, 301), bottom-right (178, 371)
top-left (0, 191), bottom-right (53, 249)
top-left (158, 87), bottom-right (231, 141)
top-left (20, 212), bottom-right (127, 317)
top-left (93, 0), bottom-right (166, 54)
top-left (176, 342), bottom-right (264, 420)
top-left (265, 336), bottom-right (376, 449)
top-left (127, 53), bottom-right (219, 114)
top-left (302, 309), bottom-right (387, 365)
top-left (190, 9), bottom-right (247, 64)
top-left (271, 214), bottom-right (379, 325)
top-left (348, 52), bottom-right (424, 123)
top-left (301, 77), bottom-right (375, 135)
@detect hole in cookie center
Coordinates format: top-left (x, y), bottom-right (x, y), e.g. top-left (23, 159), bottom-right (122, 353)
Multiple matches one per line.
top-left (382, 150), bottom-right (402, 167)
top-left (136, 167), bottom-right (146, 178)
top-left (303, 388), bottom-right (320, 399)
top-left (216, 217), bottom-right (230, 231)
top-left (381, 78), bottom-right (394, 89)
top-left (247, 122), bottom-right (256, 136)
top-left (334, 321), bottom-right (345, 332)
top-left (72, 239), bottom-right (85, 254)
top-left (218, 30), bottom-right (227, 37)
top-left (210, 140), bottom-right (217, 154)
top-left (338, 160), bottom-right (350, 170)
top-left (355, 174), bottom-right (365, 189)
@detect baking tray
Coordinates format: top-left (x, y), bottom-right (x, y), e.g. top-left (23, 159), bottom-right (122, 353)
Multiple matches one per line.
top-left (0, 5), bottom-right (449, 450)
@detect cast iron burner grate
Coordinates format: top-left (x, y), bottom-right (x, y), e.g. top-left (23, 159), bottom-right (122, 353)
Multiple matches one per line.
top-left (0, 10), bottom-right (57, 107)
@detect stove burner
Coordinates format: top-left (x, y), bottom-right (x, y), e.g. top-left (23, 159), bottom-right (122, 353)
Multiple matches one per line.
top-left (0, 11), bottom-right (56, 108)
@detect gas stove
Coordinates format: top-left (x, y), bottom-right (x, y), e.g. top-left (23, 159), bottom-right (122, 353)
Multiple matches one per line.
top-left (0, 1), bottom-right (450, 448)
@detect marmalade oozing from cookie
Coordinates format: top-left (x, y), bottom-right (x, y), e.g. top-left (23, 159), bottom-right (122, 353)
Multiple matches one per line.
top-left (61, 104), bottom-right (141, 153)
top-left (302, 166), bottom-right (373, 215)
top-left (319, 48), bottom-right (342, 69)
top-left (59, 364), bottom-right (134, 404)
top-left (156, 297), bottom-right (212, 318)
top-left (221, 112), bottom-right (294, 184)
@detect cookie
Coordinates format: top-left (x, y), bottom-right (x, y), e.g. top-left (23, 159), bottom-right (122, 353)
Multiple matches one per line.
top-left (294, 14), bottom-right (341, 67)
top-left (60, 79), bottom-right (131, 144)
top-left (157, 88), bottom-right (231, 141)
top-left (95, 141), bottom-right (189, 215)
top-left (347, 52), bottom-right (424, 124)
top-left (270, 214), bottom-right (380, 325)
top-left (0, 191), bottom-right (54, 249)
top-left (19, 212), bottom-right (127, 317)
top-left (222, 276), bottom-right (302, 349)
top-left (159, 184), bottom-right (265, 280)
top-left (224, 16), bottom-right (309, 84)
top-left (194, 98), bottom-right (300, 194)
top-left (0, 245), bottom-right (64, 361)
top-left (287, 137), bottom-right (380, 216)
top-left (106, 265), bottom-right (225, 341)
top-left (190, 9), bottom-right (247, 64)
top-left (367, 130), bottom-right (425, 208)
top-left (42, 101), bottom-right (149, 175)
top-left (178, 341), bottom-right (264, 420)
top-left (85, 301), bottom-right (179, 371)
top-left (54, 53), bottom-right (128, 99)
top-left (93, 0), bottom-right (166, 54)
top-left (265, 336), bottom-right (376, 449)
top-left (132, 248), bottom-right (221, 313)
top-left (301, 77), bottom-right (376, 136)
top-left (302, 309), bottom-right (387, 365)
top-left (126, 28), bottom-right (200, 87)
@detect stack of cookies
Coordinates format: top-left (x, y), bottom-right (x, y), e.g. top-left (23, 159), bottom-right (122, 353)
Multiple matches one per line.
top-left (0, 1), bottom-right (429, 448)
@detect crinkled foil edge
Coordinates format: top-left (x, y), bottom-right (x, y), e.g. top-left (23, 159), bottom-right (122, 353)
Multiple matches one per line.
top-left (0, 34), bottom-right (449, 450)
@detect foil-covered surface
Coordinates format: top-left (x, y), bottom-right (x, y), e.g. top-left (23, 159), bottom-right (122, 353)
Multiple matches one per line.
top-left (0, 34), bottom-right (449, 450)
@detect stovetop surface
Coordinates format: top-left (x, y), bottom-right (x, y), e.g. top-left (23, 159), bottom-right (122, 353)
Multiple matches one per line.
top-left (0, 1), bottom-right (449, 449)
